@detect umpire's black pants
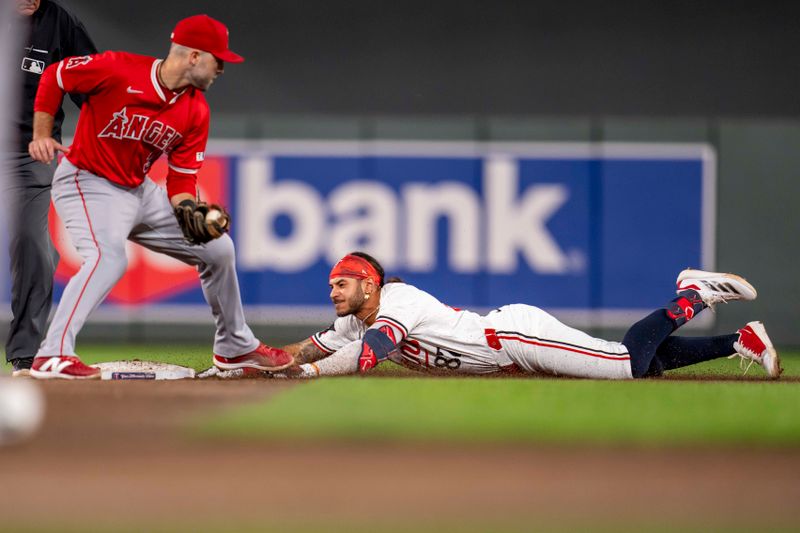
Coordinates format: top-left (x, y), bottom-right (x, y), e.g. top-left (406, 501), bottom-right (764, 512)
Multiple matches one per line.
top-left (4, 153), bottom-right (59, 364)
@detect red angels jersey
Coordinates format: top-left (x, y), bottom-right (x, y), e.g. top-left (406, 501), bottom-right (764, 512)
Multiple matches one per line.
top-left (35, 51), bottom-right (209, 189)
top-left (311, 283), bottom-right (513, 374)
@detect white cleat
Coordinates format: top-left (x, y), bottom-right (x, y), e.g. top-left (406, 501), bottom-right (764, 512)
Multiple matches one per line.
top-left (676, 269), bottom-right (757, 308)
top-left (730, 321), bottom-right (782, 379)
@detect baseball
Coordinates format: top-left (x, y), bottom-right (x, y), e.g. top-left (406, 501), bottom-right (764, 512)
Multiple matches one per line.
top-left (0, 379), bottom-right (45, 446)
top-left (205, 208), bottom-right (225, 226)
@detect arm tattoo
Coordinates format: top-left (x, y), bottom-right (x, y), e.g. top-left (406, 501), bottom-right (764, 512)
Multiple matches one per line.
top-left (286, 338), bottom-right (329, 365)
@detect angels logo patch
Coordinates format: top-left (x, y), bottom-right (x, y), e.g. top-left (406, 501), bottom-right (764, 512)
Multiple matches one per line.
top-left (65, 55), bottom-right (92, 69)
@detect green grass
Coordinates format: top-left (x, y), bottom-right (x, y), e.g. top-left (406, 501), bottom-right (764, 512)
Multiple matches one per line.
top-left (200, 372), bottom-right (800, 446)
top-left (669, 349), bottom-right (800, 378)
top-left (76, 344), bottom-right (213, 371)
top-left (197, 350), bottom-right (800, 446)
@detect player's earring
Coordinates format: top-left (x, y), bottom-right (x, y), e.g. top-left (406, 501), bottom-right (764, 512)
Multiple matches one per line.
top-left (365, 293), bottom-right (371, 300)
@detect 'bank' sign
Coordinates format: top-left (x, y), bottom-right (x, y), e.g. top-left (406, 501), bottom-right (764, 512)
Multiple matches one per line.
top-left (50, 141), bottom-right (716, 326)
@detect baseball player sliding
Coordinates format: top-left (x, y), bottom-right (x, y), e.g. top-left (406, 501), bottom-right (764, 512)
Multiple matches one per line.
top-left (278, 252), bottom-right (781, 380)
top-left (27, 14), bottom-right (294, 379)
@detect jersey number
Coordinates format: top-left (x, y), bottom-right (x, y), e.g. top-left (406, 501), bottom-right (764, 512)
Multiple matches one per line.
top-left (400, 340), bottom-right (461, 370)
top-left (433, 351), bottom-right (461, 370)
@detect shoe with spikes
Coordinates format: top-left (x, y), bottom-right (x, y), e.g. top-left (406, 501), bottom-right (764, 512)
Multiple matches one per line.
top-left (730, 321), bottom-right (782, 379)
top-left (676, 269), bottom-right (757, 308)
top-left (29, 355), bottom-right (101, 380)
top-left (213, 343), bottom-right (294, 372)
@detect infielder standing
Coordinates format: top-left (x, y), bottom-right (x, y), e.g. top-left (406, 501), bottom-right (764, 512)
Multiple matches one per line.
top-left (5, 0), bottom-right (96, 377)
top-left (279, 252), bottom-right (781, 380)
top-left (27, 14), bottom-right (293, 379)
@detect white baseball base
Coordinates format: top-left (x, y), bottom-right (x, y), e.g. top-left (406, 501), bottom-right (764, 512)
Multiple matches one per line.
top-left (93, 360), bottom-right (196, 380)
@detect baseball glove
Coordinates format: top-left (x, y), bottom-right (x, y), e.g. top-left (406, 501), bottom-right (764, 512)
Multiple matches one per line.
top-left (174, 199), bottom-right (231, 245)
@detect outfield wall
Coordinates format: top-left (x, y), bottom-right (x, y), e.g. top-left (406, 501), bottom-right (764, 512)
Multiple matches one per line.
top-left (63, 0), bottom-right (800, 118)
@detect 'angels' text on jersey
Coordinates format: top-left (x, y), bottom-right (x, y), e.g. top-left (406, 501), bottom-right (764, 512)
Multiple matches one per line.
top-left (99, 107), bottom-right (182, 148)
top-left (98, 107), bottom-right (183, 172)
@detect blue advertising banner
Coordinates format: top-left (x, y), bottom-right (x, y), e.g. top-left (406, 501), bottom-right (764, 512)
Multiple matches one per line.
top-left (38, 141), bottom-right (715, 327)
top-left (230, 141), bottom-right (714, 326)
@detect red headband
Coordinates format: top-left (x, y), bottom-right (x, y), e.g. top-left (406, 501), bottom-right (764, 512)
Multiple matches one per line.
top-left (329, 255), bottom-right (380, 285)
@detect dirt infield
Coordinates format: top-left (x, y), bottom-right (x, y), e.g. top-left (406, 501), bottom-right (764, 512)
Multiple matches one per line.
top-left (1, 380), bottom-right (799, 531)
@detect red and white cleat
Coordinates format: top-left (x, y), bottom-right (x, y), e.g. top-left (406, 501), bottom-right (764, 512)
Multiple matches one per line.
top-left (676, 269), bottom-right (757, 308)
top-left (29, 356), bottom-right (101, 380)
top-left (731, 321), bottom-right (782, 379)
top-left (213, 343), bottom-right (294, 372)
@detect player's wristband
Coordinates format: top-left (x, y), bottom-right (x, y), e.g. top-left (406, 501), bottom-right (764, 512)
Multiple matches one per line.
top-left (298, 363), bottom-right (321, 378)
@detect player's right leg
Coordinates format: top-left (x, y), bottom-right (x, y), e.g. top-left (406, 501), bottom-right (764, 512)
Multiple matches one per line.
top-left (128, 178), bottom-right (293, 372)
top-left (656, 268), bottom-right (755, 330)
top-left (675, 269), bottom-right (757, 309)
top-left (625, 270), bottom-right (764, 378)
top-left (31, 160), bottom-right (138, 380)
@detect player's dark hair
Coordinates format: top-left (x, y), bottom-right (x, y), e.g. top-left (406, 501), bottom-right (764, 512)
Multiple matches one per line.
top-left (349, 251), bottom-right (403, 286)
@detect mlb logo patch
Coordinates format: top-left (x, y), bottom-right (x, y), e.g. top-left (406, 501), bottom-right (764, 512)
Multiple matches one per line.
top-left (21, 57), bottom-right (44, 74)
top-left (196, 152), bottom-right (205, 162)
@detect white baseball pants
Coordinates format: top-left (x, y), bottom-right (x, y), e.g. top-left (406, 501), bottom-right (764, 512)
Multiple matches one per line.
top-left (485, 304), bottom-right (633, 379)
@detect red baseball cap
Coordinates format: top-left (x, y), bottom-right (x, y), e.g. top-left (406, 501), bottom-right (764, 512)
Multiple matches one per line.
top-left (170, 14), bottom-right (244, 63)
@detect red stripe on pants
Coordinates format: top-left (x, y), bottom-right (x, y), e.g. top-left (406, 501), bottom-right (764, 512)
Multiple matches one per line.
top-left (59, 171), bottom-right (103, 355)
top-left (496, 335), bottom-right (631, 361)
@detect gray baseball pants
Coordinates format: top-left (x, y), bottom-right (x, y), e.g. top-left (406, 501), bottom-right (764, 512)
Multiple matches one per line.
top-left (4, 153), bottom-right (60, 364)
top-left (36, 157), bottom-right (259, 358)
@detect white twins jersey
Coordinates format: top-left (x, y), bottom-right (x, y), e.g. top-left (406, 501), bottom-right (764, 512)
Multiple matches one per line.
top-left (311, 282), bottom-right (633, 379)
top-left (312, 283), bottom-right (513, 374)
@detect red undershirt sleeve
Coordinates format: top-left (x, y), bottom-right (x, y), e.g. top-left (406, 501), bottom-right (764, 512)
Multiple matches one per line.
top-left (166, 168), bottom-right (198, 199)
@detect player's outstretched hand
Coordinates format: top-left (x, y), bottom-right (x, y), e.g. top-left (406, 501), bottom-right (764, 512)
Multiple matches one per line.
top-left (174, 199), bottom-right (231, 245)
top-left (28, 137), bottom-right (69, 163)
top-left (196, 366), bottom-right (270, 379)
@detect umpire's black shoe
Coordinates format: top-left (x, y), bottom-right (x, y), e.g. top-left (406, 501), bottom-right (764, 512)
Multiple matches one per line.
top-left (11, 357), bottom-right (34, 378)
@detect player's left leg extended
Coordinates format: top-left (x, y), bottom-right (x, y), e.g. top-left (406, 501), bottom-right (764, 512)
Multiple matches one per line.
top-left (623, 269), bottom-right (761, 378)
top-left (129, 178), bottom-right (260, 357)
top-left (130, 179), bottom-right (293, 371)
top-left (648, 323), bottom-right (781, 378)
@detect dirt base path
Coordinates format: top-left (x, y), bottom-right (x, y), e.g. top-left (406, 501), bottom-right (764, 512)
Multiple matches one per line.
top-left (1, 380), bottom-right (799, 531)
